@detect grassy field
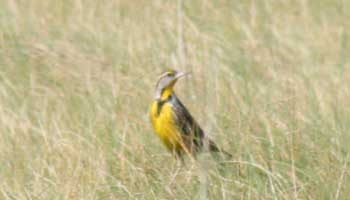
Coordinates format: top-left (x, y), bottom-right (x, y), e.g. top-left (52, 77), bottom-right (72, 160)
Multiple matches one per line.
top-left (1, 0), bottom-right (350, 199)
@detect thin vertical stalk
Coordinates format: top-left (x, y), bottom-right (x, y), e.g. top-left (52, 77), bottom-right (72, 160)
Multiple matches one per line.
top-left (177, 0), bottom-right (186, 67)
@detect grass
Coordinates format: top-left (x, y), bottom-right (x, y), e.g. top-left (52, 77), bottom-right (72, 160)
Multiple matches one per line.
top-left (1, 0), bottom-right (350, 199)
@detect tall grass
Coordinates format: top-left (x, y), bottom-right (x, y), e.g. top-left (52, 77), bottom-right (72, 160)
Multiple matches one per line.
top-left (0, 0), bottom-right (350, 199)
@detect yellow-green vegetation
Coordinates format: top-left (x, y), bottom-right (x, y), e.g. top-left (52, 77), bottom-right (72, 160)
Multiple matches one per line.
top-left (1, 0), bottom-right (350, 199)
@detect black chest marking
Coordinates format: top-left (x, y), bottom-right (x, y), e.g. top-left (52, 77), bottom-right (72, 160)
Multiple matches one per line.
top-left (156, 95), bottom-right (172, 116)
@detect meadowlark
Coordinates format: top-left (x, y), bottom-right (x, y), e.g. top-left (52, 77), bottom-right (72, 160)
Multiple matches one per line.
top-left (150, 69), bottom-right (231, 160)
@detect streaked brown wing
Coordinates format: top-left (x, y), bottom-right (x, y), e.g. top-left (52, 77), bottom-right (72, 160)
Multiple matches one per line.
top-left (171, 94), bottom-right (204, 150)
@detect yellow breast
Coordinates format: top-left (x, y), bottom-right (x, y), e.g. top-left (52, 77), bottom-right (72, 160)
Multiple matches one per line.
top-left (150, 101), bottom-right (183, 152)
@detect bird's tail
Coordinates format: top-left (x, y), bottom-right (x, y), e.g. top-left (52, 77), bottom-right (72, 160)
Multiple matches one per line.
top-left (208, 140), bottom-right (232, 159)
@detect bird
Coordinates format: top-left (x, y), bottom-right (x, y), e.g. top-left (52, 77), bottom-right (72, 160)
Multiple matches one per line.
top-left (150, 69), bottom-right (231, 161)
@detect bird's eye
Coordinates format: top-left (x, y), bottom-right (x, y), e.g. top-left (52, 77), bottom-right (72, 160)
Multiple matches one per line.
top-left (165, 73), bottom-right (173, 77)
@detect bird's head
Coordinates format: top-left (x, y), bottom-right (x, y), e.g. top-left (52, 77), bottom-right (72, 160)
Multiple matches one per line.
top-left (155, 69), bottom-right (190, 100)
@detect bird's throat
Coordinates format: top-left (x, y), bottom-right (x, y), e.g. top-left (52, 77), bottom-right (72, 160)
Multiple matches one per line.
top-left (159, 87), bottom-right (174, 101)
top-left (155, 88), bottom-right (173, 116)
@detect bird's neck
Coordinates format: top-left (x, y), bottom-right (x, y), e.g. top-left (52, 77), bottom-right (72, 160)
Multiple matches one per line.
top-left (156, 87), bottom-right (174, 102)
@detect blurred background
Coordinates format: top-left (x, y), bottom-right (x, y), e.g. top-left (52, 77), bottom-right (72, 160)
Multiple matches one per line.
top-left (1, 0), bottom-right (350, 199)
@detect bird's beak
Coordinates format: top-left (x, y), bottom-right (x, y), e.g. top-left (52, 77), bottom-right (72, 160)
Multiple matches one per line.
top-left (175, 71), bottom-right (191, 80)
